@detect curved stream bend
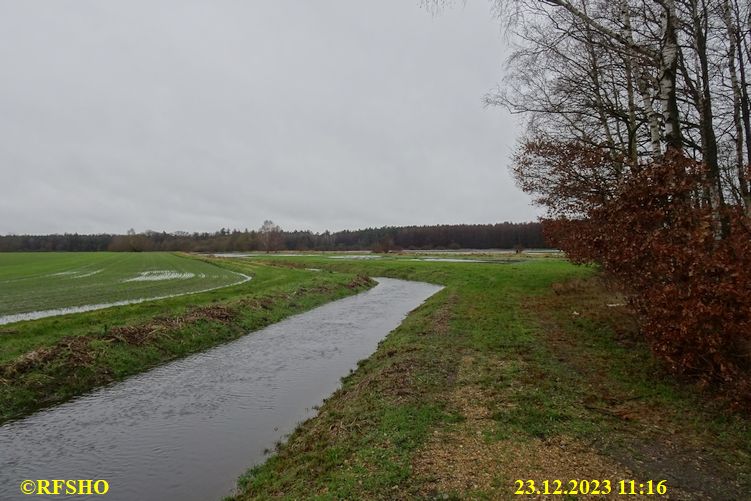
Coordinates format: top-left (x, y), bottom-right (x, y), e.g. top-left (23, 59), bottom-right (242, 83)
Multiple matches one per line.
top-left (0, 277), bottom-right (443, 501)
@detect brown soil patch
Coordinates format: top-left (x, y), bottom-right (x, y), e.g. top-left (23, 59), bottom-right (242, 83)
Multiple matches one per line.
top-left (414, 421), bottom-right (504, 497)
top-left (347, 274), bottom-right (373, 289)
top-left (495, 436), bottom-right (695, 500)
top-left (240, 296), bottom-right (277, 310)
top-left (413, 355), bottom-right (500, 497)
top-left (3, 345), bottom-right (56, 376)
top-left (412, 352), bottom-right (699, 500)
top-left (425, 292), bottom-right (457, 337)
top-left (2, 335), bottom-right (98, 377)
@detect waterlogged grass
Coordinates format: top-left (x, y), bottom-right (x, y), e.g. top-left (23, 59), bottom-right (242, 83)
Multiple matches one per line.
top-left (0, 252), bottom-right (244, 319)
top-left (0, 256), bottom-right (373, 423)
top-left (226, 255), bottom-right (751, 500)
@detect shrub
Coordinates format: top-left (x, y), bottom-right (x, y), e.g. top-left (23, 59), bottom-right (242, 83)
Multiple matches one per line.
top-left (543, 152), bottom-right (751, 409)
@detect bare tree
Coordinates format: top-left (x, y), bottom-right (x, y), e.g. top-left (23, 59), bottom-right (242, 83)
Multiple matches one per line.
top-left (475, 0), bottom-right (751, 226)
top-left (258, 220), bottom-right (282, 253)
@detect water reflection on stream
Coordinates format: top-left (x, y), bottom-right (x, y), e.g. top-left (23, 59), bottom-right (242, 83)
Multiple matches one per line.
top-left (0, 278), bottom-right (442, 501)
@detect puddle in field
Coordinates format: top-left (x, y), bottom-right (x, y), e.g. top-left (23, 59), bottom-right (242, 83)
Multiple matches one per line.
top-left (259, 253), bottom-right (319, 257)
top-left (409, 258), bottom-right (526, 264)
top-left (0, 278), bottom-right (443, 501)
top-left (211, 253), bottom-right (381, 260)
top-left (123, 270), bottom-right (196, 282)
top-left (0, 273), bottom-right (252, 326)
top-left (411, 258), bottom-right (489, 263)
top-left (327, 255), bottom-right (380, 260)
top-left (211, 253), bottom-right (319, 258)
top-left (46, 269), bottom-right (104, 279)
top-left (73, 269), bottom-right (103, 279)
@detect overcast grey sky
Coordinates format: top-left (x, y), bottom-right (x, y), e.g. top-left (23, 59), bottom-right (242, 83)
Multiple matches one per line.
top-left (0, 0), bottom-right (537, 235)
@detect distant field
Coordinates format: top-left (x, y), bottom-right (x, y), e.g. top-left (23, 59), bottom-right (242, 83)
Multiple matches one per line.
top-left (0, 252), bottom-right (247, 322)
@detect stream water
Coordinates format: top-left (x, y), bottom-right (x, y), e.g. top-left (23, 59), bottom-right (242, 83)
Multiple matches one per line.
top-left (0, 278), bottom-right (442, 500)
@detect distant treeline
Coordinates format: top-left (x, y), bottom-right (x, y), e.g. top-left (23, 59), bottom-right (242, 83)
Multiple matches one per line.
top-left (0, 222), bottom-right (547, 252)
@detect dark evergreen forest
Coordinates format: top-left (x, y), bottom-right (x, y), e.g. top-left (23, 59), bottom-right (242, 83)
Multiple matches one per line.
top-left (0, 222), bottom-right (546, 252)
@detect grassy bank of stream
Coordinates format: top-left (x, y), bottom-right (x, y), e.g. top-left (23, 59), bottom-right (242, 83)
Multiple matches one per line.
top-left (0, 256), bottom-right (373, 424)
top-left (227, 255), bottom-right (750, 500)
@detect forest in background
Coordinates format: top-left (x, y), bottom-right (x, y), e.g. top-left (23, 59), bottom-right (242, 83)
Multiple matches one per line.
top-left (0, 222), bottom-right (546, 253)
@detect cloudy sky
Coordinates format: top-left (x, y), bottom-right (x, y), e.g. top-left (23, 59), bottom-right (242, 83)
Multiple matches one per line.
top-left (0, 0), bottom-right (537, 235)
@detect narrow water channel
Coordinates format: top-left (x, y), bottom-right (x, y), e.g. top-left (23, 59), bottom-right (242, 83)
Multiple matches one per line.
top-left (0, 278), bottom-right (443, 501)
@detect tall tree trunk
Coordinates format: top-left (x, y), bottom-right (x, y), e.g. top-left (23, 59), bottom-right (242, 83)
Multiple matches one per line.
top-left (620, 0), bottom-right (644, 163)
top-left (688, 0), bottom-right (726, 236)
top-left (659, 0), bottom-right (682, 151)
top-left (621, 0), bottom-right (662, 157)
top-left (723, 0), bottom-right (750, 210)
top-left (580, 1), bottom-right (616, 157)
top-left (733, 0), bottom-right (751, 171)
top-left (623, 66), bottom-right (639, 164)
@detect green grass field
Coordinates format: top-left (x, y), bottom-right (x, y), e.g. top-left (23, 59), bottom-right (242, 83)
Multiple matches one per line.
top-left (0, 252), bottom-right (246, 321)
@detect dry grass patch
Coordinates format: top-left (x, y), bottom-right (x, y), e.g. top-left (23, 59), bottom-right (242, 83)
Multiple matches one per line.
top-left (412, 348), bottom-right (691, 500)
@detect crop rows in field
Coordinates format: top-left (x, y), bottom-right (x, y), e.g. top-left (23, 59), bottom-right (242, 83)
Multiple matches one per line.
top-left (0, 253), bottom-right (247, 322)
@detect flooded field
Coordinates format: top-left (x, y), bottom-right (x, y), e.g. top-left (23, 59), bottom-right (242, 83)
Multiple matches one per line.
top-left (0, 278), bottom-right (442, 501)
top-left (411, 257), bottom-right (489, 263)
top-left (211, 253), bottom-right (381, 259)
top-left (327, 255), bottom-right (381, 260)
top-left (0, 253), bottom-right (247, 324)
top-left (0, 273), bottom-right (251, 325)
